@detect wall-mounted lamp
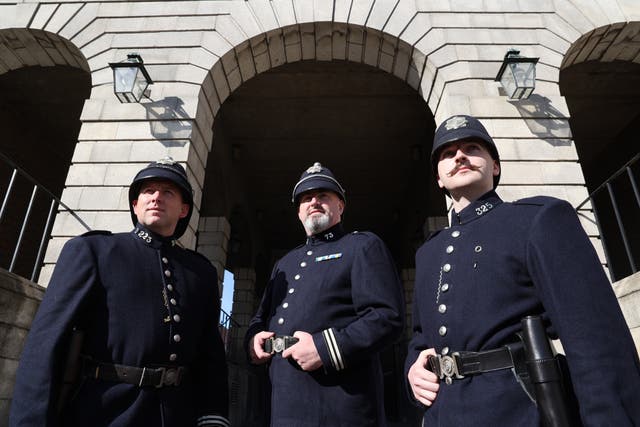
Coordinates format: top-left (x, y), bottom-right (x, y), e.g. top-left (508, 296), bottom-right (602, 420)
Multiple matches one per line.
top-left (108, 53), bottom-right (153, 103)
top-left (494, 49), bottom-right (539, 100)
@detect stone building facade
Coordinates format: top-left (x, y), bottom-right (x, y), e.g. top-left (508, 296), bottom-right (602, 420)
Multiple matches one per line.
top-left (1, 0), bottom-right (639, 425)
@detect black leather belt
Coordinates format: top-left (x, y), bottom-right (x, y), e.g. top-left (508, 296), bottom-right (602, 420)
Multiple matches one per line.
top-left (264, 335), bottom-right (299, 354)
top-left (427, 345), bottom-right (519, 384)
top-left (82, 357), bottom-right (185, 388)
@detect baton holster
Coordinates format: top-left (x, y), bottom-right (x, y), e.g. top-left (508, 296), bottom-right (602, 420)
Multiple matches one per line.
top-left (517, 316), bottom-right (582, 427)
top-left (56, 327), bottom-right (84, 415)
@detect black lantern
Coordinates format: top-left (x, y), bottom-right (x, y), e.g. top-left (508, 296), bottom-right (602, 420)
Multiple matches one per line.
top-left (494, 49), bottom-right (539, 100)
top-left (108, 53), bottom-right (153, 103)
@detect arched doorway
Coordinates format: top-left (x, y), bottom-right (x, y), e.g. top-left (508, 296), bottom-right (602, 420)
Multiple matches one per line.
top-left (0, 29), bottom-right (90, 280)
top-left (560, 22), bottom-right (640, 281)
top-left (200, 52), bottom-right (441, 427)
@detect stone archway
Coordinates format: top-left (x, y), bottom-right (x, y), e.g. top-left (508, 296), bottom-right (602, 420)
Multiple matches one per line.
top-left (195, 22), bottom-right (441, 427)
top-left (0, 28), bottom-right (91, 280)
top-left (560, 21), bottom-right (640, 281)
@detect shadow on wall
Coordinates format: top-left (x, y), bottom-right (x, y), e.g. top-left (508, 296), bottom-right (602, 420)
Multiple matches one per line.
top-left (510, 94), bottom-right (573, 142)
top-left (143, 96), bottom-right (193, 141)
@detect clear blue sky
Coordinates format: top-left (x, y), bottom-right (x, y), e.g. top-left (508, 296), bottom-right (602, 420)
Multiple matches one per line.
top-left (221, 270), bottom-right (234, 315)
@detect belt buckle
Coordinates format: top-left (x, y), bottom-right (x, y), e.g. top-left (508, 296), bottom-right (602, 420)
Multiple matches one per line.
top-left (272, 337), bottom-right (286, 353)
top-left (155, 367), bottom-right (183, 387)
top-left (433, 353), bottom-right (465, 385)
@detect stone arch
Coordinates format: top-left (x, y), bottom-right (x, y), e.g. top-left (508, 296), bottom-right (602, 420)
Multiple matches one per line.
top-left (559, 21), bottom-right (640, 281)
top-left (197, 20), bottom-right (440, 128)
top-left (0, 28), bottom-right (89, 76)
top-left (0, 28), bottom-right (91, 280)
top-left (193, 19), bottom-right (444, 281)
top-left (194, 22), bottom-right (441, 426)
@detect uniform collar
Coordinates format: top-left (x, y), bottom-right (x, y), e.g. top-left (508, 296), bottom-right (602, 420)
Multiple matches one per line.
top-left (306, 223), bottom-right (346, 245)
top-left (132, 224), bottom-right (176, 248)
top-left (451, 190), bottom-right (502, 225)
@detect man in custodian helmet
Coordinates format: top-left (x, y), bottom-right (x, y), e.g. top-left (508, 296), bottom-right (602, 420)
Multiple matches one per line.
top-left (10, 158), bottom-right (230, 427)
top-left (246, 162), bottom-right (405, 426)
top-left (405, 115), bottom-right (640, 426)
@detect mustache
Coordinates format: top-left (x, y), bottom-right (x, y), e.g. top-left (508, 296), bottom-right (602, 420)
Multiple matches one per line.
top-left (446, 163), bottom-right (480, 177)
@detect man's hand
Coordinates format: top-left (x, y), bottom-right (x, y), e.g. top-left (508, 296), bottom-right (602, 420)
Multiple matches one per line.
top-left (282, 331), bottom-right (323, 371)
top-left (249, 331), bottom-right (275, 364)
top-left (408, 348), bottom-right (440, 406)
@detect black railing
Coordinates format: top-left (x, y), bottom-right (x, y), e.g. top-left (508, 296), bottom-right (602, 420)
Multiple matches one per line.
top-left (219, 308), bottom-right (241, 354)
top-left (0, 152), bottom-right (90, 282)
top-left (577, 152), bottom-right (640, 282)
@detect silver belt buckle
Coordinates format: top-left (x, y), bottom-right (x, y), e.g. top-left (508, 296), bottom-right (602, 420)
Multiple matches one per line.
top-left (156, 367), bottom-right (183, 387)
top-left (436, 353), bottom-right (464, 384)
top-left (272, 337), bottom-right (286, 353)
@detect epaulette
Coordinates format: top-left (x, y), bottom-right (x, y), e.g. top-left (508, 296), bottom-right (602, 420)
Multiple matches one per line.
top-left (80, 230), bottom-right (112, 237)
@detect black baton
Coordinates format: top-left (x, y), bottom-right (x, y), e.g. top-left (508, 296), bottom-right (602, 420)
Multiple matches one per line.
top-left (521, 316), bottom-right (573, 427)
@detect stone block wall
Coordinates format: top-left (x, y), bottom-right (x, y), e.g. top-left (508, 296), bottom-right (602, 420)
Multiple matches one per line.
top-left (0, 269), bottom-right (44, 427)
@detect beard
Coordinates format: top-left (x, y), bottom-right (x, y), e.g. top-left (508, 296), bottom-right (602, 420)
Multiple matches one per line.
top-left (303, 212), bottom-right (331, 235)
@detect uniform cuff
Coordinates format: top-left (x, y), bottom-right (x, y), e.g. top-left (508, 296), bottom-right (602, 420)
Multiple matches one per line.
top-left (321, 327), bottom-right (346, 371)
top-left (197, 415), bottom-right (230, 427)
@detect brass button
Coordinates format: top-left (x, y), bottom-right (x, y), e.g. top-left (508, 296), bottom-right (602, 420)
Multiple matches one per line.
top-left (438, 304), bottom-right (447, 314)
top-left (173, 334), bottom-right (181, 342)
top-left (442, 283), bottom-right (449, 292)
top-left (443, 263), bottom-right (451, 272)
top-left (439, 326), bottom-right (447, 336)
top-left (451, 230), bottom-right (461, 238)
top-left (173, 314), bottom-right (181, 322)
top-left (446, 245), bottom-right (454, 254)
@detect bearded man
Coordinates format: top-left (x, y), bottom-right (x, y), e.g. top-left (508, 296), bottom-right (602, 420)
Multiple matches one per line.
top-left (245, 162), bottom-right (404, 427)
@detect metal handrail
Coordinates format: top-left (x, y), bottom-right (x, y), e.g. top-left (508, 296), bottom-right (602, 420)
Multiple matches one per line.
top-left (219, 308), bottom-right (240, 354)
top-left (576, 152), bottom-right (640, 279)
top-left (0, 152), bottom-right (91, 282)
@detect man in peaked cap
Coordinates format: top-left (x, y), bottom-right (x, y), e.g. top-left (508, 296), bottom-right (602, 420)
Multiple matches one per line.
top-left (10, 158), bottom-right (230, 427)
top-left (245, 162), bottom-right (405, 426)
top-left (405, 115), bottom-right (640, 425)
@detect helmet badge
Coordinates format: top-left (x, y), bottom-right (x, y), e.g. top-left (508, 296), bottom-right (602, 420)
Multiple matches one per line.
top-left (444, 116), bottom-right (468, 131)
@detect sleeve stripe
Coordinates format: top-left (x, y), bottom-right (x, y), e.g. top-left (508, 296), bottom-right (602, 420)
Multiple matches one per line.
top-left (322, 328), bottom-right (345, 371)
top-left (197, 415), bottom-right (230, 427)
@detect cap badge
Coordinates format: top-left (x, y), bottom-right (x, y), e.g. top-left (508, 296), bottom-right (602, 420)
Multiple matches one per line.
top-left (306, 162), bottom-right (323, 174)
top-left (444, 116), bottom-right (468, 131)
top-left (156, 156), bottom-right (177, 165)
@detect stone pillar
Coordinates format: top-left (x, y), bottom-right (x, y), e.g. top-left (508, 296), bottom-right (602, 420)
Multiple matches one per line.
top-left (196, 216), bottom-right (231, 290)
top-left (0, 270), bottom-right (44, 427)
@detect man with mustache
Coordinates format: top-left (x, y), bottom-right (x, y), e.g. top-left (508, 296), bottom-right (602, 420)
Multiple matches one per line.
top-left (10, 158), bottom-right (229, 427)
top-left (405, 115), bottom-right (640, 425)
top-left (246, 162), bottom-right (404, 426)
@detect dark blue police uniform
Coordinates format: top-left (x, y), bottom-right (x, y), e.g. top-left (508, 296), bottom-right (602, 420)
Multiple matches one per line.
top-left (406, 190), bottom-right (640, 426)
top-left (10, 224), bottom-right (229, 427)
top-left (247, 223), bottom-right (404, 427)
